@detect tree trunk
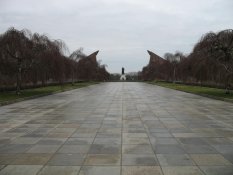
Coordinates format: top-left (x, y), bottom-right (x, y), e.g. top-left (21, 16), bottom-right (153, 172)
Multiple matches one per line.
top-left (225, 74), bottom-right (230, 94)
top-left (173, 67), bottom-right (176, 83)
top-left (16, 61), bottom-right (22, 95)
top-left (71, 70), bottom-right (74, 86)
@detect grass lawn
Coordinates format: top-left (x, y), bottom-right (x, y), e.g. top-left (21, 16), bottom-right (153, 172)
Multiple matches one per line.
top-left (149, 81), bottom-right (233, 100)
top-left (0, 82), bottom-right (98, 104)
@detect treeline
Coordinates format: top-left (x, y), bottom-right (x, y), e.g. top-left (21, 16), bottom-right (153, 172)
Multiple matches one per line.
top-left (0, 27), bottom-right (109, 94)
top-left (141, 29), bottom-right (233, 92)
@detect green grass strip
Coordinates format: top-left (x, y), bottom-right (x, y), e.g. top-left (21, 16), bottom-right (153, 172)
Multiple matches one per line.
top-left (149, 81), bottom-right (233, 100)
top-left (0, 82), bottom-right (98, 104)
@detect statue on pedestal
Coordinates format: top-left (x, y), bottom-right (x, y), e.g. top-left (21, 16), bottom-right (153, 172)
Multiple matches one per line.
top-left (120, 67), bottom-right (126, 81)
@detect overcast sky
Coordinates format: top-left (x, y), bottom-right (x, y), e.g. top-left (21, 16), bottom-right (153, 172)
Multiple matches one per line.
top-left (0, 0), bottom-right (233, 73)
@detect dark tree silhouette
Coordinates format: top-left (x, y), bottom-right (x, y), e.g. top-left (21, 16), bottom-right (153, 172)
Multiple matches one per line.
top-left (1, 27), bottom-right (109, 93)
top-left (164, 52), bottom-right (182, 83)
top-left (191, 29), bottom-right (233, 93)
top-left (141, 29), bottom-right (233, 94)
top-left (0, 28), bottom-right (33, 94)
top-left (69, 48), bottom-right (86, 85)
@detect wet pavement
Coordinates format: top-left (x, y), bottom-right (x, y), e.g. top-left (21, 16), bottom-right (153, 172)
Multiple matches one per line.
top-left (0, 82), bottom-right (233, 175)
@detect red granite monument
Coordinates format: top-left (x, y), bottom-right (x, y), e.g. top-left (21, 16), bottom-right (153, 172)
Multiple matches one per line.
top-left (141, 50), bottom-right (170, 81)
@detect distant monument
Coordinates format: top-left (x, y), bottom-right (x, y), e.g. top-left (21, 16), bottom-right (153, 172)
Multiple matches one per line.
top-left (120, 67), bottom-right (126, 81)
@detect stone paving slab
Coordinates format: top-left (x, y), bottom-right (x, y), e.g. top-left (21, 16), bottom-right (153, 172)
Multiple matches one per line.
top-left (0, 82), bottom-right (233, 174)
top-left (84, 154), bottom-right (121, 165)
top-left (0, 165), bottom-right (43, 175)
top-left (37, 166), bottom-right (81, 175)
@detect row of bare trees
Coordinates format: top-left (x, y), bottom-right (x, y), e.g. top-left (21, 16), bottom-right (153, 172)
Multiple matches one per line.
top-left (141, 29), bottom-right (233, 93)
top-left (0, 28), bottom-right (109, 94)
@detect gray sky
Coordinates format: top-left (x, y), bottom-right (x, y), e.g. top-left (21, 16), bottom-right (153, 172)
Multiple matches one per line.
top-left (0, 0), bottom-right (233, 73)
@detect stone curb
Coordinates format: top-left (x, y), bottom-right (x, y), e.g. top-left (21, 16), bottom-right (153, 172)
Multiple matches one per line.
top-left (151, 83), bottom-right (233, 104)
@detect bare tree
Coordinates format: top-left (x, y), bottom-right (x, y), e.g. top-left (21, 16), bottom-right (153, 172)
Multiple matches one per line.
top-left (0, 28), bottom-right (33, 94)
top-left (69, 48), bottom-right (86, 85)
top-left (0, 27), bottom-right (109, 90)
top-left (141, 29), bottom-right (232, 92)
top-left (164, 52), bottom-right (181, 82)
top-left (210, 29), bottom-right (233, 93)
top-left (193, 29), bottom-right (233, 93)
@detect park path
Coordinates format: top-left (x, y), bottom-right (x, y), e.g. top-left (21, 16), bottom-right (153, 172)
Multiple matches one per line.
top-left (0, 82), bottom-right (233, 175)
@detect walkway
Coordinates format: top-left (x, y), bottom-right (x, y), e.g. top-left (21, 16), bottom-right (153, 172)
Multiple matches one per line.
top-left (0, 82), bottom-right (233, 175)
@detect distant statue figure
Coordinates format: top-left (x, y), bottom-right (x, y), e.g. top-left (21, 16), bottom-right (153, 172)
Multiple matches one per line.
top-left (120, 67), bottom-right (126, 81)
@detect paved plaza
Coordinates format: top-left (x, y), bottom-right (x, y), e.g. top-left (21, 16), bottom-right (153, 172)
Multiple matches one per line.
top-left (0, 82), bottom-right (233, 175)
